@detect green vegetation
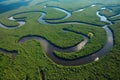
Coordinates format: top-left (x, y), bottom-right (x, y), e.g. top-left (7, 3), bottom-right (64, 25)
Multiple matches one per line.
top-left (109, 16), bottom-right (120, 21)
top-left (0, 13), bottom-right (18, 27)
top-left (88, 32), bottom-right (94, 38)
top-left (54, 24), bottom-right (106, 60)
top-left (46, 6), bottom-right (106, 26)
top-left (0, 24), bottom-right (120, 79)
top-left (99, 9), bottom-right (116, 17)
top-left (0, 0), bottom-right (120, 80)
top-left (43, 7), bottom-right (66, 20)
top-left (0, 12), bottom-right (83, 48)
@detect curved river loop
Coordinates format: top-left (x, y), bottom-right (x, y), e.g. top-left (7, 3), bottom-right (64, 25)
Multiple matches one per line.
top-left (0, 4), bottom-right (114, 66)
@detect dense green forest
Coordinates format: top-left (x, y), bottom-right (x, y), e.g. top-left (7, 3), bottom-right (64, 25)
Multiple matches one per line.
top-left (0, 0), bottom-right (120, 80)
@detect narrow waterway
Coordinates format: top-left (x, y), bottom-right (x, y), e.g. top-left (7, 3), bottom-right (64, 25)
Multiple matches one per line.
top-left (0, 16), bottom-right (25, 29)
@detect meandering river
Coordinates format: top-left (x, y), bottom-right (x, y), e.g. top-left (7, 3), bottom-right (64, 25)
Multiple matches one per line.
top-left (0, 5), bottom-right (114, 66)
